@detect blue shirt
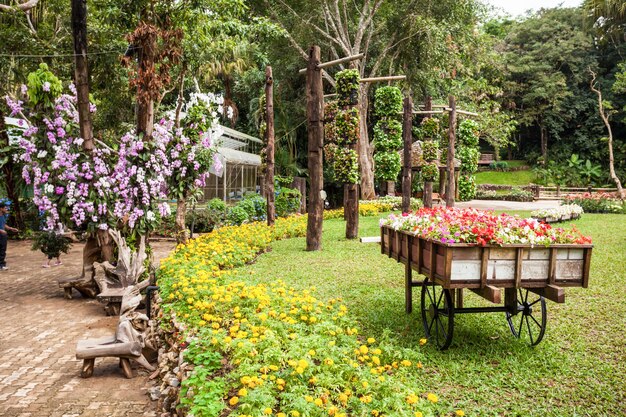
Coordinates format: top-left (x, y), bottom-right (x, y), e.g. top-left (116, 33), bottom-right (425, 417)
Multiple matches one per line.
top-left (0, 215), bottom-right (6, 230)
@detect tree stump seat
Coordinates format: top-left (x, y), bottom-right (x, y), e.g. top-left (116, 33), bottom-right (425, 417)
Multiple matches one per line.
top-left (76, 335), bottom-right (142, 379)
top-left (96, 287), bottom-right (126, 316)
top-left (58, 275), bottom-right (99, 299)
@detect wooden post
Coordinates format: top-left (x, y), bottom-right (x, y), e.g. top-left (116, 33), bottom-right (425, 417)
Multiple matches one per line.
top-left (345, 183), bottom-right (359, 239)
top-left (71, 0), bottom-right (93, 152)
top-left (306, 46), bottom-right (324, 251)
top-left (402, 95), bottom-right (413, 213)
top-left (265, 66), bottom-right (276, 226)
top-left (446, 95), bottom-right (456, 207)
top-left (422, 96), bottom-right (434, 208)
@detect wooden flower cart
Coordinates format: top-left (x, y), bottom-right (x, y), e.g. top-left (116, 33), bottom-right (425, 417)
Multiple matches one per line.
top-left (380, 225), bottom-right (592, 350)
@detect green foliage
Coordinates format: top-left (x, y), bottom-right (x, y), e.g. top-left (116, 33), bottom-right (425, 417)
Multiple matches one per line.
top-left (457, 119), bottom-right (479, 147)
top-left (26, 64), bottom-right (63, 109)
top-left (324, 100), bottom-right (339, 143)
top-left (457, 175), bottom-right (477, 201)
top-left (422, 141), bottom-right (439, 162)
top-left (332, 148), bottom-right (360, 184)
top-left (457, 146), bottom-right (480, 174)
top-left (489, 161), bottom-right (509, 171)
top-left (564, 194), bottom-right (626, 214)
top-left (374, 86), bottom-right (403, 117)
top-left (421, 162), bottom-right (439, 182)
top-left (275, 187), bottom-right (301, 217)
top-left (416, 117), bottom-right (441, 141)
top-left (335, 69), bottom-right (360, 106)
top-left (373, 152), bottom-right (401, 181)
top-left (335, 108), bottom-right (360, 146)
top-left (372, 119), bottom-right (402, 152)
top-left (476, 187), bottom-right (534, 202)
top-left (226, 205), bottom-right (249, 226)
top-left (207, 198), bottom-right (227, 212)
top-left (31, 231), bottom-right (72, 259)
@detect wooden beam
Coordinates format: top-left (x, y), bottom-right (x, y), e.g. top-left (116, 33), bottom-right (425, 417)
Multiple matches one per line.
top-left (401, 95), bottom-right (413, 213)
top-left (528, 284), bottom-right (565, 304)
top-left (265, 66), bottom-right (276, 226)
top-left (412, 110), bottom-right (444, 115)
top-left (359, 75), bottom-right (406, 83)
top-left (422, 96), bottom-right (434, 209)
top-left (305, 46), bottom-right (324, 251)
top-left (298, 53), bottom-right (364, 74)
top-left (446, 95), bottom-right (456, 207)
top-left (323, 93), bottom-right (337, 98)
top-left (469, 285), bottom-right (501, 304)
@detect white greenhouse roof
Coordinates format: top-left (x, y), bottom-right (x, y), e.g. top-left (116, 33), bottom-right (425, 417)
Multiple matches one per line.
top-left (217, 124), bottom-right (262, 150)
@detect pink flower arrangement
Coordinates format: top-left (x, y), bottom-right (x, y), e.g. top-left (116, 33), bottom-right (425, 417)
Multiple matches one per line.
top-left (380, 207), bottom-right (592, 246)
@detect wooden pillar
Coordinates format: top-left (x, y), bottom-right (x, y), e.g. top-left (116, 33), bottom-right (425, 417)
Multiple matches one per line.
top-left (345, 183), bottom-right (359, 239)
top-left (71, 0), bottom-right (93, 152)
top-left (446, 95), bottom-right (457, 207)
top-left (306, 46), bottom-right (324, 251)
top-left (402, 95), bottom-right (413, 213)
top-left (265, 66), bottom-right (276, 226)
top-left (439, 167), bottom-right (446, 200)
top-left (422, 96), bottom-right (433, 208)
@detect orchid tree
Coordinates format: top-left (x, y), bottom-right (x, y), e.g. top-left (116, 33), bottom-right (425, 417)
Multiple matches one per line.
top-left (7, 65), bottom-right (222, 289)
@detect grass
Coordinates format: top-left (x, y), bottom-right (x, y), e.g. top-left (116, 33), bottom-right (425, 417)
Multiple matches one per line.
top-left (474, 169), bottom-right (534, 186)
top-left (231, 212), bottom-right (626, 416)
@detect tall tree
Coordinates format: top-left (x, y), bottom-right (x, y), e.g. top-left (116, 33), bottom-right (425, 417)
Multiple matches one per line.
top-left (252, 0), bottom-right (480, 199)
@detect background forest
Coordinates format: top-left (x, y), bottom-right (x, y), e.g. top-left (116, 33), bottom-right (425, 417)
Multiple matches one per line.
top-left (1, 0), bottom-right (626, 194)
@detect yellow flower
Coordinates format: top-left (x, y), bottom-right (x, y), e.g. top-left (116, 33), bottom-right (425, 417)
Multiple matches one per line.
top-left (406, 394), bottom-right (419, 405)
top-left (229, 396), bottom-right (239, 406)
top-left (401, 360), bottom-right (412, 367)
top-left (264, 408), bottom-right (273, 415)
top-left (427, 393), bottom-right (438, 403)
top-left (419, 338), bottom-right (428, 346)
top-left (359, 345), bottom-right (369, 354)
top-left (455, 411), bottom-right (465, 416)
top-left (291, 412), bottom-right (300, 417)
top-left (238, 388), bottom-right (248, 397)
top-left (414, 413), bottom-right (423, 417)
top-left (314, 398), bottom-right (323, 407)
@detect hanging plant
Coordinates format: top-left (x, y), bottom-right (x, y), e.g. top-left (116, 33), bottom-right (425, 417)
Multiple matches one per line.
top-left (422, 141), bottom-right (439, 162)
top-left (373, 119), bottom-right (402, 152)
top-left (335, 108), bottom-right (360, 146)
top-left (422, 162), bottom-right (440, 182)
top-left (336, 69), bottom-right (360, 106)
top-left (457, 146), bottom-right (480, 173)
top-left (374, 151), bottom-right (402, 181)
top-left (458, 174), bottom-right (477, 201)
top-left (332, 148), bottom-right (360, 184)
top-left (458, 119), bottom-right (480, 147)
top-left (419, 117), bottom-right (441, 140)
top-left (324, 101), bottom-right (339, 144)
top-left (374, 86), bottom-right (403, 118)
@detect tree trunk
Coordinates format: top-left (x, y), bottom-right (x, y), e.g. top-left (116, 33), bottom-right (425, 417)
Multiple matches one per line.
top-left (71, 0), bottom-right (93, 151)
top-left (305, 46), bottom-right (324, 251)
top-left (136, 26), bottom-right (156, 139)
top-left (175, 199), bottom-right (188, 244)
top-left (540, 125), bottom-right (547, 164)
top-left (265, 66), bottom-right (276, 226)
top-left (223, 75), bottom-right (238, 128)
top-left (446, 95), bottom-right (456, 207)
top-left (0, 107), bottom-right (25, 229)
top-left (402, 95), bottom-right (412, 213)
top-left (358, 83), bottom-right (376, 200)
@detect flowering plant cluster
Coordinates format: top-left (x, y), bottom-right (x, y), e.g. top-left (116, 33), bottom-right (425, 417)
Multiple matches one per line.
top-left (373, 86), bottom-right (403, 182)
top-left (8, 66), bottom-right (221, 235)
top-left (380, 207), bottom-right (592, 246)
top-left (158, 216), bottom-right (446, 417)
top-left (563, 193), bottom-right (626, 214)
top-left (531, 204), bottom-right (583, 221)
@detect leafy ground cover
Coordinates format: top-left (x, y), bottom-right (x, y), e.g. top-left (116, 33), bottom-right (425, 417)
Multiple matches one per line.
top-left (474, 169), bottom-right (534, 186)
top-left (234, 212), bottom-right (625, 416)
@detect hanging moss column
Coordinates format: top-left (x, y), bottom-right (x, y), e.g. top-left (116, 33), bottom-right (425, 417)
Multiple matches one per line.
top-left (334, 69), bottom-right (361, 239)
top-left (373, 86), bottom-right (403, 196)
top-left (457, 119), bottom-right (480, 201)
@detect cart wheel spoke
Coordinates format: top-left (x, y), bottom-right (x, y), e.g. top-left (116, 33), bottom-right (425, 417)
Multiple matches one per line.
top-left (506, 289), bottom-right (547, 347)
top-left (421, 279), bottom-right (454, 350)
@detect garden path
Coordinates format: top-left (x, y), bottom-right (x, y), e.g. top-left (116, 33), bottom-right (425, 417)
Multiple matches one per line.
top-left (454, 199), bottom-right (561, 211)
top-left (0, 239), bottom-right (175, 417)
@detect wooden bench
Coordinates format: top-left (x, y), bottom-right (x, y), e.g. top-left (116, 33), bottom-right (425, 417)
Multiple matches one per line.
top-left (58, 274), bottom-right (99, 299)
top-left (76, 335), bottom-right (142, 378)
top-left (478, 153), bottom-right (494, 165)
top-left (96, 287), bottom-right (126, 316)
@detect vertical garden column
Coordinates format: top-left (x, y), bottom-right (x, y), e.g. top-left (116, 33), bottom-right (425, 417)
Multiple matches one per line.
top-left (334, 70), bottom-right (361, 239)
top-left (306, 46), bottom-right (324, 251)
top-left (373, 87), bottom-right (404, 198)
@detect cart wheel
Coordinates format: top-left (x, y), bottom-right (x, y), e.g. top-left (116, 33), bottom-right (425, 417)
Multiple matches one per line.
top-left (506, 289), bottom-right (547, 346)
top-left (421, 279), bottom-right (454, 350)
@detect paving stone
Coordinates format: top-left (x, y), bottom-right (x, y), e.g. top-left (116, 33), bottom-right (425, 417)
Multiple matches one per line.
top-left (0, 240), bottom-right (175, 417)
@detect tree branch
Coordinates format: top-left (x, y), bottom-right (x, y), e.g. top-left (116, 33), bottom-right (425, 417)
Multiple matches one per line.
top-left (0, 0), bottom-right (39, 12)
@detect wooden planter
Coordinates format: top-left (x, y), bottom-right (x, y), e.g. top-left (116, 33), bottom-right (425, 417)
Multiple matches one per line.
top-left (381, 225), bottom-right (592, 296)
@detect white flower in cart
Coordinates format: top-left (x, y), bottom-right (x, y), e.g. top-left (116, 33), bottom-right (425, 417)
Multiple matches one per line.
top-left (37, 150), bottom-right (47, 158)
top-left (146, 210), bottom-right (156, 222)
top-left (44, 183), bottom-right (54, 194)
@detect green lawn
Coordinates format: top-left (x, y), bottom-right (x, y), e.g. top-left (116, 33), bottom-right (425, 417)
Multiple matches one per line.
top-left (232, 212), bottom-right (626, 416)
top-left (475, 169), bottom-right (534, 186)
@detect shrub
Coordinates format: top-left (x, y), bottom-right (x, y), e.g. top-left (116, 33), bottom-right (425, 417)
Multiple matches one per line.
top-left (275, 187), bottom-right (302, 217)
top-left (186, 208), bottom-right (225, 233)
top-left (226, 205), bottom-right (249, 225)
top-left (240, 193), bottom-right (267, 221)
top-left (563, 193), bottom-right (626, 214)
top-left (421, 162), bottom-right (439, 182)
top-left (31, 231), bottom-right (72, 259)
top-left (489, 161), bottom-right (509, 171)
top-left (476, 187), bottom-right (533, 202)
top-left (422, 141), bottom-right (439, 162)
top-left (207, 198), bottom-right (227, 212)
top-left (373, 151), bottom-right (401, 181)
top-left (374, 86), bottom-right (403, 117)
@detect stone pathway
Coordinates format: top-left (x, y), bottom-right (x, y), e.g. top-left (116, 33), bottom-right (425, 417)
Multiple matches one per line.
top-left (0, 239), bottom-right (175, 417)
top-left (455, 199), bottom-right (561, 211)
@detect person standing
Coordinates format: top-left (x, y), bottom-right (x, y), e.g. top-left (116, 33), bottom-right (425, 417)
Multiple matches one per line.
top-left (0, 202), bottom-right (19, 271)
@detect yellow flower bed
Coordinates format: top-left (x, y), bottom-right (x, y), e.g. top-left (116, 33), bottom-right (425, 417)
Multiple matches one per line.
top-left (158, 216), bottom-right (445, 417)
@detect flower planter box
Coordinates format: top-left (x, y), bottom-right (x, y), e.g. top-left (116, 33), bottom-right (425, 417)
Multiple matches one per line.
top-left (381, 225), bottom-right (592, 290)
